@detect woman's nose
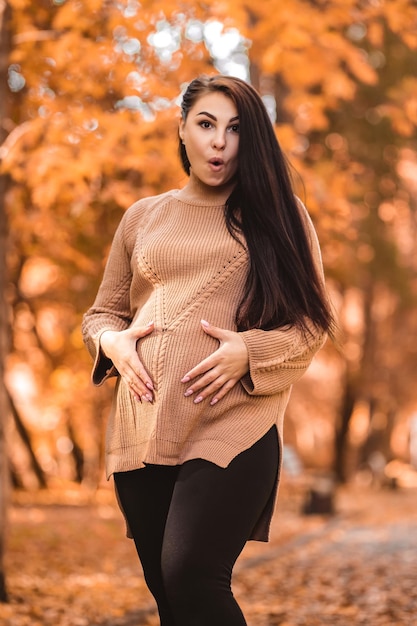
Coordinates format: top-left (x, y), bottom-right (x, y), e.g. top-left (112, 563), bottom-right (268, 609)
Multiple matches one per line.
top-left (212, 130), bottom-right (226, 150)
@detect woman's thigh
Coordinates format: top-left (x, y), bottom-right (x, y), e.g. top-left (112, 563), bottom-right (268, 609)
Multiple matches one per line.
top-left (114, 464), bottom-right (180, 596)
top-left (166, 426), bottom-right (278, 555)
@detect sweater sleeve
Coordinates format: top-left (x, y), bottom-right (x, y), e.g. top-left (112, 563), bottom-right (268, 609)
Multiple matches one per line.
top-left (81, 208), bottom-right (136, 386)
top-left (240, 323), bottom-right (326, 396)
top-left (240, 198), bottom-right (327, 396)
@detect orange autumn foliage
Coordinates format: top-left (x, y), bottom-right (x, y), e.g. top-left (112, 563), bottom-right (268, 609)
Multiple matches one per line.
top-left (1, 0), bottom-right (417, 490)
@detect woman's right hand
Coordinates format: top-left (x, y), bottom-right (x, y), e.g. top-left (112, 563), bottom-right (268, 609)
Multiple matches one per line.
top-left (100, 322), bottom-right (155, 403)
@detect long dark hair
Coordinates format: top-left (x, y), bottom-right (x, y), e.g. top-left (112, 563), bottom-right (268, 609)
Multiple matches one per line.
top-left (179, 74), bottom-right (335, 336)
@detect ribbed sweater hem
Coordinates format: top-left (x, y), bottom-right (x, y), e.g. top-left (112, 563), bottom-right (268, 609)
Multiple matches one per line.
top-left (106, 435), bottom-right (271, 479)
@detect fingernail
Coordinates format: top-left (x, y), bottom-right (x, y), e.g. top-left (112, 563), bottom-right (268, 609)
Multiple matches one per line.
top-left (194, 396), bottom-right (203, 404)
top-left (142, 394), bottom-right (153, 403)
top-left (146, 382), bottom-right (154, 390)
top-left (181, 376), bottom-right (190, 383)
top-left (201, 319), bottom-right (209, 327)
top-left (210, 398), bottom-right (218, 406)
top-left (184, 389), bottom-right (193, 397)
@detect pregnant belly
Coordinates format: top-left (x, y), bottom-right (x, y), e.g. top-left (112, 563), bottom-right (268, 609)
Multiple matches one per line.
top-left (136, 321), bottom-right (219, 389)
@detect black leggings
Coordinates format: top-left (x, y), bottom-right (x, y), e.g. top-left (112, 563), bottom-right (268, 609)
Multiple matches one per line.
top-left (114, 426), bottom-right (279, 626)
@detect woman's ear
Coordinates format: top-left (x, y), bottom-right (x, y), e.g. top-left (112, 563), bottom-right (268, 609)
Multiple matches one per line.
top-left (179, 120), bottom-right (185, 143)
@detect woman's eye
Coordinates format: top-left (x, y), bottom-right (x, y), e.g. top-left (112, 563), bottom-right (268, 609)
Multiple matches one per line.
top-left (200, 121), bottom-right (212, 129)
top-left (229, 124), bottom-right (240, 134)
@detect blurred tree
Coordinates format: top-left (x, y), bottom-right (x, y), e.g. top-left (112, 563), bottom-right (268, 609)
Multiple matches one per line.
top-left (0, 0), bottom-right (11, 603)
top-left (331, 39), bottom-right (417, 479)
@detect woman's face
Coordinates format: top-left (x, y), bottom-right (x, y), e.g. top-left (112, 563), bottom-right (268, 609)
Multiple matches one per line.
top-left (179, 91), bottom-right (239, 189)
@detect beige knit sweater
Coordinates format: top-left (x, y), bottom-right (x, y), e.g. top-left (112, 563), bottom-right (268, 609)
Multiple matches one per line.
top-left (82, 184), bottom-right (327, 540)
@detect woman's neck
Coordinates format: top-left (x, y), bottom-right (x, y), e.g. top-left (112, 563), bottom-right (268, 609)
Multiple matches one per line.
top-left (179, 171), bottom-right (236, 205)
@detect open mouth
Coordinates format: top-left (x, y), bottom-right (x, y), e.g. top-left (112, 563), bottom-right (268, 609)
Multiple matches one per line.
top-left (209, 158), bottom-right (224, 167)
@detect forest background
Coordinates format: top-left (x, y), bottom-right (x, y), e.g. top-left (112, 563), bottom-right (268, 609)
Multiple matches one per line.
top-left (0, 0), bottom-right (417, 607)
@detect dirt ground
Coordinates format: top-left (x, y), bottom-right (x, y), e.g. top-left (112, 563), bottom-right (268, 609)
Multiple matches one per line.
top-left (1, 480), bottom-right (416, 626)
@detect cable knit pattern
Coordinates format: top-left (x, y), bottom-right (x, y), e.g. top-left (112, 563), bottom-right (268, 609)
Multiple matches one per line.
top-left (82, 186), bottom-right (327, 540)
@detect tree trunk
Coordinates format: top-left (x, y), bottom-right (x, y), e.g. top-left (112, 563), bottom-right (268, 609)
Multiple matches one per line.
top-left (334, 282), bottom-right (378, 482)
top-left (9, 392), bottom-right (48, 489)
top-left (0, 0), bottom-right (12, 603)
top-left (334, 372), bottom-right (356, 482)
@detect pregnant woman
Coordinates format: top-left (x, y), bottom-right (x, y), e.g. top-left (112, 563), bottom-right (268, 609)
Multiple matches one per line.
top-left (82, 73), bottom-right (335, 626)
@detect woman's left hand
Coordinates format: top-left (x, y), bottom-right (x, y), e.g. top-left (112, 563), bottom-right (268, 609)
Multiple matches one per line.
top-left (181, 320), bottom-right (249, 406)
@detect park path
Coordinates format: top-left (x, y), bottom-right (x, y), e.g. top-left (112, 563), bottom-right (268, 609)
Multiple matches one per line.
top-left (233, 486), bottom-right (417, 626)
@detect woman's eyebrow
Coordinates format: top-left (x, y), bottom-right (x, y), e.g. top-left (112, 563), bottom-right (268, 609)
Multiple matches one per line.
top-left (196, 111), bottom-right (239, 123)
